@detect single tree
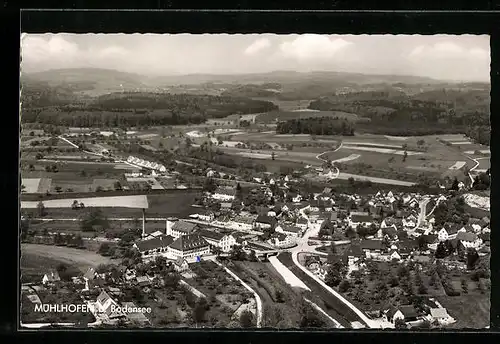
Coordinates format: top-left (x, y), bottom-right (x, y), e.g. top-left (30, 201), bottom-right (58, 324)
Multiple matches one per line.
top-left (239, 310), bottom-right (254, 328)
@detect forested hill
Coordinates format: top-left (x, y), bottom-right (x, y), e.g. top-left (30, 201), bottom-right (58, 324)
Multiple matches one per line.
top-left (307, 88), bottom-right (490, 144)
top-left (21, 91), bottom-right (278, 127)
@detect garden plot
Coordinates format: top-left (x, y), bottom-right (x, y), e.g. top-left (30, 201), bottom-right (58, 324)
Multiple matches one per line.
top-left (21, 178), bottom-right (41, 193)
top-left (126, 177), bottom-right (164, 190)
top-left (113, 163), bottom-right (141, 170)
top-left (237, 152), bottom-right (273, 159)
top-left (21, 195), bottom-right (149, 209)
top-left (137, 133), bottom-right (158, 139)
top-left (384, 135), bottom-right (408, 141)
top-left (341, 141), bottom-right (405, 149)
top-left (448, 161), bottom-right (467, 170)
top-left (331, 154), bottom-right (361, 163)
top-left (37, 178), bottom-right (52, 193)
top-left (92, 178), bottom-right (119, 191)
top-left (464, 149), bottom-right (490, 155)
top-left (341, 145), bottom-right (423, 155)
top-left (450, 141), bottom-right (473, 145)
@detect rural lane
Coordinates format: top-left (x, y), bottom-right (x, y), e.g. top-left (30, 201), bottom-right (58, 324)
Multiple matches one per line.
top-left (290, 213), bottom-right (393, 329)
top-left (315, 142), bottom-right (416, 186)
top-left (210, 258), bottom-right (263, 328)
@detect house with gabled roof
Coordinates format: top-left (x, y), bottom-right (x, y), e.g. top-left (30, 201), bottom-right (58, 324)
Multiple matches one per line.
top-left (296, 217), bottom-right (309, 230)
top-left (253, 215), bottom-right (277, 229)
top-left (42, 269), bottom-right (61, 285)
top-left (134, 234), bottom-right (175, 259)
top-left (168, 234), bottom-right (210, 262)
top-left (95, 290), bottom-right (126, 321)
top-left (276, 223), bottom-right (303, 238)
top-left (349, 213), bottom-right (373, 230)
top-left (166, 218), bottom-right (199, 239)
top-left (456, 232), bottom-right (482, 249)
top-left (212, 186), bottom-right (236, 201)
top-left (385, 305), bottom-right (419, 324)
top-left (267, 233), bottom-right (294, 248)
top-left (172, 257), bottom-right (189, 272)
top-left (198, 228), bottom-right (236, 252)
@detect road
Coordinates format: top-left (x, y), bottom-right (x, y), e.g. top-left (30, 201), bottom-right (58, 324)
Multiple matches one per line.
top-left (290, 210), bottom-right (393, 329)
top-left (314, 142), bottom-right (416, 186)
top-left (416, 197), bottom-right (430, 228)
top-left (210, 258), bottom-right (263, 328)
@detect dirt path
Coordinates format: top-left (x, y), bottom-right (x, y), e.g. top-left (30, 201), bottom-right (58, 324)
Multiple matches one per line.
top-left (21, 244), bottom-right (118, 270)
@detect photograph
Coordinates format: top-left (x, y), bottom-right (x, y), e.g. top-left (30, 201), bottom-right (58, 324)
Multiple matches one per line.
top-left (19, 33), bottom-right (490, 330)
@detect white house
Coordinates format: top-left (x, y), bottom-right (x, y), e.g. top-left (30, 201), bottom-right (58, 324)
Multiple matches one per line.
top-left (292, 194), bottom-right (303, 203)
top-left (437, 227), bottom-right (449, 241)
top-left (267, 233), bottom-right (294, 248)
top-left (456, 232), bottom-right (483, 249)
top-left (296, 217), bottom-right (309, 231)
top-left (198, 229), bottom-right (236, 252)
top-left (95, 290), bottom-right (126, 321)
top-left (275, 224), bottom-right (303, 238)
top-left (172, 257), bottom-right (190, 272)
top-left (166, 218), bottom-right (199, 239)
top-left (428, 308), bottom-right (454, 325)
top-left (212, 187), bottom-right (236, 201)
top-left (42, 270), bottom-right (61, 285)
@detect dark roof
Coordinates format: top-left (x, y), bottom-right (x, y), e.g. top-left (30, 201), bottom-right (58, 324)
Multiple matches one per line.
top-left (281, 224), bottom-right (302, 233)
top-left (297, 217), bottom-right (308, 224)
top-left (422, 234), bottom-right (438, 244)
top-left (172, 221), bottom-right (198, 234)
top-left (344, 244), bottom-right (364, 258)
top-left (456, 232), bottom-right (478, 242)
top-left (255, 215), bottom-right (276, 225)
top-left (198, 228), bottom-right (225, 241)
top-left (479, 232), bottom-right (490, 242)
top-left (399, 305), bottom-right (419, 318)
top-left (351, 214), bottom-right (373, 223)
top-left (169, 234), bottom-right (209, 252)
top-left (135, 235), bottom-right (174, 252)
top-left (360, 240), bottom-right (383, 251)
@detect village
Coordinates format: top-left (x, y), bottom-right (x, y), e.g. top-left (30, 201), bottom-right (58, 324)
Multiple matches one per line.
top-left (21, 165), bottom-right (491, 329)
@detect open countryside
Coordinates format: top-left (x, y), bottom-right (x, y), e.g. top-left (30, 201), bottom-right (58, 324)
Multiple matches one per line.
top-left (19, 33), bottom-right (490, 330)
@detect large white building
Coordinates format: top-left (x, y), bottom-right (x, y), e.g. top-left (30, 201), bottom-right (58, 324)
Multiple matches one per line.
top-left (198, 229), bottom-right (236, 252)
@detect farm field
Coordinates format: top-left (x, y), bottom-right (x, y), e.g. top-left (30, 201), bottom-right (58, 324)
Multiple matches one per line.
top-left (21, 244), bottom-right (116, 271)
top-left (21, 195), bottom-right (149, 209)
top-left (22, 178), bottom-right (41, 193)
top-left (21, 251), bottom-right (83, 283)
top-left (475, 158), bottom-right (490, 171)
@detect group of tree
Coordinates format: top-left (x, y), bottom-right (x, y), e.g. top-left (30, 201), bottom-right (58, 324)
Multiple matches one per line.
top-left (276, 117), bottom-right (355, 136)
top-left (79, 208), bottom-right (110, 231)
top-left (22, 91), bottom-right (278, 128)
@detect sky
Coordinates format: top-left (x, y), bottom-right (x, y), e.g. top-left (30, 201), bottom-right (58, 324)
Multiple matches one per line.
top-left (20, 34), bottom-right (490, 82)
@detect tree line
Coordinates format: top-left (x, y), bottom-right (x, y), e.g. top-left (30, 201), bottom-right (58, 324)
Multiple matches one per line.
top-left (276, 117), bottom-right (355, 136)
top-left (22, 90), bottom-right (278, 128)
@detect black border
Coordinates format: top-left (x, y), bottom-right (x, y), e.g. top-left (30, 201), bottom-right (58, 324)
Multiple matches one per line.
top-left (3, 4), bottom-right (499, 343)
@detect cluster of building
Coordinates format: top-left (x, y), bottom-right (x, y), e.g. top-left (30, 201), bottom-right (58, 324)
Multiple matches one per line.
top-left (127, 156), bottom-right (167, 173)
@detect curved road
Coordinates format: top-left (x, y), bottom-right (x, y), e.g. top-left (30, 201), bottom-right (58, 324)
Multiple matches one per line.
top-left (290, 210), bottom-right (393, 329)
